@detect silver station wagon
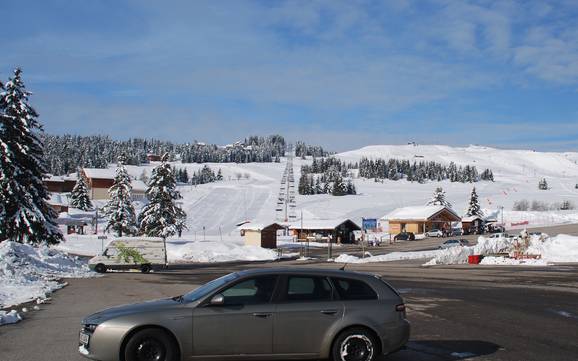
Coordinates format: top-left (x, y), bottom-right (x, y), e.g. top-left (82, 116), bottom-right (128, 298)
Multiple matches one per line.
top-left (79, 268), bottom-right (410, 361)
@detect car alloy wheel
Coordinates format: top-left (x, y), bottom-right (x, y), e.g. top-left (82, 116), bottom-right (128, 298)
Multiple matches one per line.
top-left (125, 328), bottom-right (177, 361)
top-left (339, 334), bottom-right (375, 361)
top-left (135, 338), bottom-right (165, 361)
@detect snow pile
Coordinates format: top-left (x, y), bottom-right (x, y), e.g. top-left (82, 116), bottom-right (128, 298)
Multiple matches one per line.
top-left (425, 234), bottom-right (578, 266)
top-left (480, 257), bottom-right (547, 266)
top-left (333, 249), bottom-right (441, 264)
top-left (526, 234), bottom-right (578, 263)
top-left (424, 236), bottom-right (514, 266)
top-left (0, 310), bottom-right (22, 325)
top-left (0, 241), bottom-right (95, 308)
top-left (167, 240), bottom-right (279, 263)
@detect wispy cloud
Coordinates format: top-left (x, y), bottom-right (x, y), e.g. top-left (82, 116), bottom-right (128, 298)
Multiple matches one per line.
top-left (1, 0), bottom-right (577, 151)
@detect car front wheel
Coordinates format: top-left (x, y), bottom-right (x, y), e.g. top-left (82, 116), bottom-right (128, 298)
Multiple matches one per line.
top-left (124, 328), bottom-right (178, 361)
top-left (332, 327), bottom-right (378, 361)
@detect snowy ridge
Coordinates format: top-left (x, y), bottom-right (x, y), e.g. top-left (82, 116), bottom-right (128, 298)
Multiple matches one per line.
top-left (337, 144), bottom-right (578, 178)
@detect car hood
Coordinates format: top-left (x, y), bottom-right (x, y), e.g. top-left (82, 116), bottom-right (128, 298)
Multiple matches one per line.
top-left (82, 298), bottom-right (181, 325)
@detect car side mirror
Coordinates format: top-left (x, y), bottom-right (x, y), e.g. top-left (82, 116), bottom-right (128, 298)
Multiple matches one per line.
top-left (209, 294), bottom-right (224, 306)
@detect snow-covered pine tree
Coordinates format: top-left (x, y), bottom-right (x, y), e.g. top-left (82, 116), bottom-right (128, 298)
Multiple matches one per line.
top-left (426, 187), bottom-right (452, 208)
top-left (0, 68), bottom-right (62, 245)
top-left (346, 179), bottom-right (356, 195)
top-left (216, 168), bottom-right (223, 181)
top-left (465, 187), bottom-right (483, 217)
top-left (331, 175), bottom-right (347, 196)
top-left (70, 171), bottom-right (93, 211)
top-left (104, 156), bottom-right (137, 236)
top-left (139, 153), bottom-right (187, 238)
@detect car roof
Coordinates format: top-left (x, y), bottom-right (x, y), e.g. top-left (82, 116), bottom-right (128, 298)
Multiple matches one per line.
top-left (235, 267), bottom-right (378, 280)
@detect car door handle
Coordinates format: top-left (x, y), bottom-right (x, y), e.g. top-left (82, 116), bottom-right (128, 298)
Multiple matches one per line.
top-left (320, 309), bottom-right (338, 315)
top-left (253, 312), bottom-right (272, 318)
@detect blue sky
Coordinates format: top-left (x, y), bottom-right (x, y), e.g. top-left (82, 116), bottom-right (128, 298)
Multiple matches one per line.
top-left (1, 0), bottom-right (578, 151)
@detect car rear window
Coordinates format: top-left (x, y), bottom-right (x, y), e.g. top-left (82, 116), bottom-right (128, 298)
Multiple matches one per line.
top-left (331, 278), bottom-right (377, 300)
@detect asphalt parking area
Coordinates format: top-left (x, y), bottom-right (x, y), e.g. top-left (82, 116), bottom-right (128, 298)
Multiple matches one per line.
top-left (1, 259), bottom-right (577, 361)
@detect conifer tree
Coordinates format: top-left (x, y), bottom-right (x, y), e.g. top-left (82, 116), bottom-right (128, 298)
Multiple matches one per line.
top-left (104, 156), bottom-right (137, 236)
top-left (426, 187), bottom-right (452, 208)
top-left (332, 175), bottom-right (347, 196)
top-left (139, 154), bottom-right (187, 238)
top-left (0, 68), bottom-right (62, 245)
top-left (465, 187), bottom-right (483, 217)
top-left (70, 171), bottom-right (93, 211)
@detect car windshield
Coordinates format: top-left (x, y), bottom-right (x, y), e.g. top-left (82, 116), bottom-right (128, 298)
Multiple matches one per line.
top-left (182, 273), bottom-right (239, 303)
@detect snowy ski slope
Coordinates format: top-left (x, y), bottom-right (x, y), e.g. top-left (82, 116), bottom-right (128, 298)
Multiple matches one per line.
top-left (102, 144), bottom-right (578, 236)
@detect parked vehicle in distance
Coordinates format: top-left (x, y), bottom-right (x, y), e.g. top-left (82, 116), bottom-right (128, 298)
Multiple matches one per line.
top-left (88, 237), bottom-right (166, 274)
top-left (394, 232), bottom-right (415, 241)
top-left (488, 233), bottom-right (511, 239)
top-left (425, 229), bottom-right (443, 238)
top-left (439, 239), bottom-right (470, 249)
top-left (79, 268), bottom-right (410, 361)
top-left (450, 228), bottom-right (463, 236)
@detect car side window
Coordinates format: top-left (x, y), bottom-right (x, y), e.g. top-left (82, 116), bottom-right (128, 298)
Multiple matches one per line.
top-left (220, 276), bottom-right (277, 305)
top-left (331, 278), bottom-right (377, 300)
top-left (285, 276), bottom-right (332, 302)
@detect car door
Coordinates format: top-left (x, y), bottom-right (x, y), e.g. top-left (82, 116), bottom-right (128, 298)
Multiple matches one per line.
top-left (273, 275), bottom-right (344, 356)
top-left (192, 275), bottom-right (278, 357)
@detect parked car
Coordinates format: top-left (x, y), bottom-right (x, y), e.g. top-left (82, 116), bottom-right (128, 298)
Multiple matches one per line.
top-left (394, 232), bottom-right (416, 241)
top-left (450, 228), bottom-right (463, 236)
top-left (79, 268), bottom-right (410, 361)
top-left (88, 237), bottom-right (166, 274)
top-left (439, 239), bottom-right (470, 249)
top-left (489, 232), bottom-right (513, 239)
top-left (425, 229), bottom-right (443, 238)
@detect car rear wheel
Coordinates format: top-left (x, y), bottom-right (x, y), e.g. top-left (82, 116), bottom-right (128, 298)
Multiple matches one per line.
top-left (141, 264), bottom-right (152, 273)
top-left (94, 263), bottom-right (107, 273)
top-left (332, 327), bottom-right (378, 361)
top-left (124, 328), bottom-right (178, 361)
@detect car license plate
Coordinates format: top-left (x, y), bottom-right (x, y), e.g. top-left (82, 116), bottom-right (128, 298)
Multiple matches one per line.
top-left (79, 331), bottom-right (90, 345)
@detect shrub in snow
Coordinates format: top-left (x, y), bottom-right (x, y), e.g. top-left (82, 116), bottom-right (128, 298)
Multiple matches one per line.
top-left (513, 199), bottom-right (530, 211)
top-left (0, 68), bottom-right (62, 245)
top-left (538, 178), bottom-right (548, 190)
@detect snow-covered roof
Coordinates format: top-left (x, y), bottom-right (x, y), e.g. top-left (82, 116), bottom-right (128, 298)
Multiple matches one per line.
top-left (238, 223), bottom-right (283, 231)
top-left (383, 205), bottom-right (460, 221)
top-left (48, 193), bottom-right (69, 206)
top-left (461, 215), bottom-right (484, 222)
top-left (83, 168), bottom-right (116, 180)
top-left (44, 174), bottom-right (77, 182)
top-left (288, 219), bottom-right (360, 230)
top-left (131, 180), bottom-right (147, 192)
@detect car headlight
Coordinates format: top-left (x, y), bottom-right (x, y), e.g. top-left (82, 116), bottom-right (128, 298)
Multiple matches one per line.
top-left (83, 324), bottom-right (99, 333)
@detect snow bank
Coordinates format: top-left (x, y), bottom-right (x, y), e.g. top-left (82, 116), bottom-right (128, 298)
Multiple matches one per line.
top-left (333, 249), bottom-right (441, 264)
top-left (167, 240), bottom-right (279, 263)
top-left (480, 257), bottom-right (547, 266)
top-left (0, 310), bottom-right (22, 325)
top-left (0, 241), bottom-right (95, 308)
top-left (526, 234), bottom-right (578, 263)
top-left (425, 234), bottom-right (578, 266)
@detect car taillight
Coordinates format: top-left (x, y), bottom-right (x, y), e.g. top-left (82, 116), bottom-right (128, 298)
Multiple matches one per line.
top-left (395, 303), bottom-right (406, 312)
